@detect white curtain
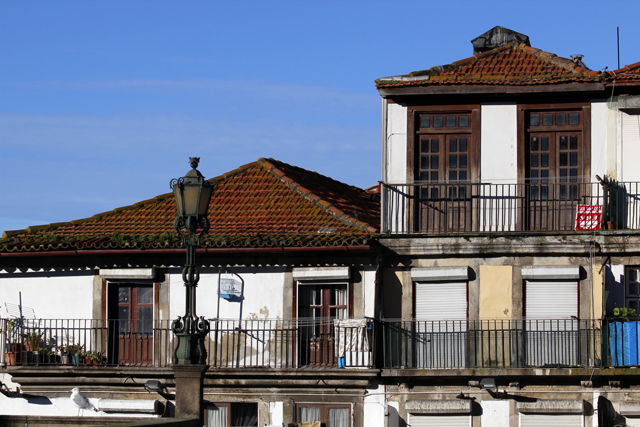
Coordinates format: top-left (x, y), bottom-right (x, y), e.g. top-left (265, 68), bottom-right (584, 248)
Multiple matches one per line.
top-left (328, 408), bottom-right (349, 427)
top-left (206, 404), bottom-right (228, 427)
top-left (300, 407), bottom-right (321, 423)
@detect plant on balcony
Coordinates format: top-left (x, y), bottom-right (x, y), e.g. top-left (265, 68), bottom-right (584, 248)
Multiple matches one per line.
top-left (22, 331), bottom-right (44, 351)
top-left (4, 319), bottom-right (23, 365)
top-left (611, 307), bottom-right (637, 322)
top-left (58, 343), bottom-right (84, 366)
top-left (84, 350), bottom-right (103, 366)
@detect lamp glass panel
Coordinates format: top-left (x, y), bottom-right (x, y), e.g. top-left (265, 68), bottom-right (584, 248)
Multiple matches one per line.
top-left (182, 183), bottom-right (201, 216)
top-left (198, 185), bottom-right (213, 216)
top-left (173, 185), bottom-right (184, 216)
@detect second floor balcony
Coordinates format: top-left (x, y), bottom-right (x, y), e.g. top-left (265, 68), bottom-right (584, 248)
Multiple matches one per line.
top-left (381, 180), bottom-right (640, 234)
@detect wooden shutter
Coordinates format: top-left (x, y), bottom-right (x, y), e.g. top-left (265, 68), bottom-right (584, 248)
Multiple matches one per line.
top-left (520, 414), bottom-right (582, 427)
top-left (408, 414), bottom-right (471, 427)
top-left (622, 112), bottom-right (640, 182)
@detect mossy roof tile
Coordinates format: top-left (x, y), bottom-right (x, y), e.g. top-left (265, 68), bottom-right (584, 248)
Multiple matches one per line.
top-left (1, 158), bottom-right (379, 253)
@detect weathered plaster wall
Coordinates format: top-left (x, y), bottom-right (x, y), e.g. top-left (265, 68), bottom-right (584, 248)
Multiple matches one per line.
top-left (0, 270), bottom-right (95, 319)
top-left (169, 267), bottom-right (286, 321)
top-left (479, 265), bottom-right (512, 319)
top-left (481, 104), bottom-right (517, 183)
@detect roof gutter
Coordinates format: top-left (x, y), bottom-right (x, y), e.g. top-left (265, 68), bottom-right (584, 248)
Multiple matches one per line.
top-left (0, 246), bottom-right (372, 258)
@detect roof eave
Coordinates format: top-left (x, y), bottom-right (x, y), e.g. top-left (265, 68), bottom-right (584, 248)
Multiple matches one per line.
top-left (378, 82), bottom-right (606, 97)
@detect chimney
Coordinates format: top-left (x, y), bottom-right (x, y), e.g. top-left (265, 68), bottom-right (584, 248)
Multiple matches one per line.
top-left (471, 26), bottom-right (531, 54)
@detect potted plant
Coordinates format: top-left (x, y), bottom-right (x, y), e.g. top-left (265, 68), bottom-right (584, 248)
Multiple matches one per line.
top-left (4, 319), bottom-right (22, 365)
top-left (22, 331), bottom-right (43, 352)
top-left (66, 344), bottom-right (85, 366)
top-left (84, 350), bottom-right (103, 366)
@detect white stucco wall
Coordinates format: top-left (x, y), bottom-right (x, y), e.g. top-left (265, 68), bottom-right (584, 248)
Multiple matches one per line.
top-left (385, 102), bottom-right (408, 183)
top-left (169, 267), bottom-right (286, 321)
top-left (591, 101), bottom-right (610, 180)
top-left (481, 104), bottom-right (517, 183)
top-left (0, 270), bottom-right (94, 319)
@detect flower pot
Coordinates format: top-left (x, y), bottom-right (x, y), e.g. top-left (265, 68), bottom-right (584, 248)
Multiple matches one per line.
top-left (72, 355), bottom-right (80, 366)
top-left (4, 351), bottom-right (20, 366)
top-left (61, 355), bottom-right (70, 365)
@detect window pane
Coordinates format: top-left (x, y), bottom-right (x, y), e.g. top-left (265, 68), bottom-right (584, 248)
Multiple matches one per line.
top-left (530, 113), bottom-right (540, 126)
top-left (230, 403), bottom-right (259, 427)
top-left (139, 287), bottom-right (153, 304)
top-left (450, 138), bottom-right (457, 152)
top-left (449, 187), bottom-right (457, 199)
top-left (560, 135), bottom-right (568, 150)
top-left (431, 155), bottom-right (439, 169)
top-left (569, 112), bottom-right (580, 125)
top-left (555, 113), bottom-right (566, 126)
top-left (459, 154), bottom-right (467, 168)
top-left (431, 171), bottom-right (439, 182)
top-left (449, 171), bottom-right (457, 181)
top-left (541, 137), bottom-right (549, 151)
top-left (430, 187), bottom-right (439, 199)
top-left (629, 282), bottom-right (640, 297)
top-left (541, 170), bottom-right (549, 183)
top-left (560, 152), bottom-right (568, 166)
top-left (118, 307), bottom-right (129, 333)
top-left (541, 186), bottom-right (548, 200)
top-left (560, 185), bottom-right (567, 199)
top-left (433, 116), bottom-right (443, 128)
top-left (570, 152), bottom-right (578, 166)
top-left (138, 306), bottom-right (153, 334)
top-left (431, 139), bottom-right (439, 153)
top-left (570, 185), bottom-right (578, 199)
top-left (570, 169), bottom-right (577, 182)
top-left (542, 113), bottom-right (553, 126)
top-left (206, 405), bottom-right (228, 427)
top-left (119, 287), bottom-right (130, 303)
top-left (300, 407), bottom-right (321, 423)
top-left (446, 116), bottom-right (456, 127)
top-left (531, 170), bottom-right (539, 183)
top-left (328, 408), bottom-right (350, 427)
top-left (541, 153), bottom-right (549, 168)
top-left (570, 135), bottom-right (578, 149)
top-left (459, 138), bottom-right (467, 152)
top-left (531, 154), bottom-right (538, 167)
top-left (449, 155), bottom-right (457, 168)
top-left (459, 171), bottom-right (467, 182)
top-left (421, 139), bottom-right (430, 153)
top-left (531, 137), bottom-right (538, 151)
top-left (459, 186), bottom-right (466, 199)
top-left (459, 115), bottom-right (469, 127)
top-left (421, 156), bottom-right (429, 169)
top-left (420, 116), bottom-right (431, 128)
top-left (560, 169), bottom-right (567, 182)
top-left (531, 186), bottom-right (539, 200)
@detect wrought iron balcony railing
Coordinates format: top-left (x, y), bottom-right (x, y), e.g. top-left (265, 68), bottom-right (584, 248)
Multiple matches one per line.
top-left (381, 319), bottom-right (602, 369)
top-left (1, 317), bottom-right (375, 369)
top-left (381, 181), bottom-right (640, 234)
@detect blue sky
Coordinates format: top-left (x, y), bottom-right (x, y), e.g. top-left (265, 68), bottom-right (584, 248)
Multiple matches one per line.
top-left (1, 0), bottom-right (639, 234)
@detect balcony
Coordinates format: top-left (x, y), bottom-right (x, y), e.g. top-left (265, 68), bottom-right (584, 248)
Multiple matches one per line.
top-left (381, 181), bottom-right (640, 234)
top-left (381, 319), bottom-right (602, 369)
top-left (1, 317), bottom-right (375, 370)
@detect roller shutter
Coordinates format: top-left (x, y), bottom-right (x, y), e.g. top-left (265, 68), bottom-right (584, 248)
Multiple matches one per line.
top-left (520, 413), bottom-right (582, 427)
top-left (525, 281), bottom-right (579, 366)
top-left (408, 413), bottom-right (471, 427)
top-left (415, 282), bottom-right (467, 368)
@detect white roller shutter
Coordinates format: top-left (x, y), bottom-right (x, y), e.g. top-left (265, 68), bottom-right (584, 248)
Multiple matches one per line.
top-left (415, 282), bottom-right (467, 368)
top-left (415, 282), bottom-right (467, 320)
top-left (525, 281), bottom-right (577, 319)
top-left (520, 413), bottom-right (582, 427)
top-left (626, 418), bottom-right (640, 427)
top-left (622, 111), bottom-right (640, 182)
top-left (408, 414), bottom-right (471, 427)
top-left (525, 281), bottom-right (579, 366)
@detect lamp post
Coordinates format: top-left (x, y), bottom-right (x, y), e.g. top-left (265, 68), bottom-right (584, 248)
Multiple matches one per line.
top-left (170, 157), bottom-right (214, 365)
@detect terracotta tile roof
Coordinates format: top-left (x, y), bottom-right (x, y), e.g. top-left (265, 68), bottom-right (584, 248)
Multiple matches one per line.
top-left (376, 43), bottom-right (605, 88)
top-left (612, 61), bottom-right (640, 82)
top-left (0, 158), bottom-right (379, 253)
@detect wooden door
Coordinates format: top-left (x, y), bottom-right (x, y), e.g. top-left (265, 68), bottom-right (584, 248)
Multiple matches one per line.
top-left (298, 284), bottom-right (348, 366)
top-left (108, 284), bottom-right (153, 366)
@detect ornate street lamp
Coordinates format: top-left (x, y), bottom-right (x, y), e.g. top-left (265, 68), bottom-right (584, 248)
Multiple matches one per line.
top-left (171, 157), bottom-right (214, 365)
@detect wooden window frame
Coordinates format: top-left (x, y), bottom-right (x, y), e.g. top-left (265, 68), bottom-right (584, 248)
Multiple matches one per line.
top-left (296, 403), bottom-right (352, 426)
